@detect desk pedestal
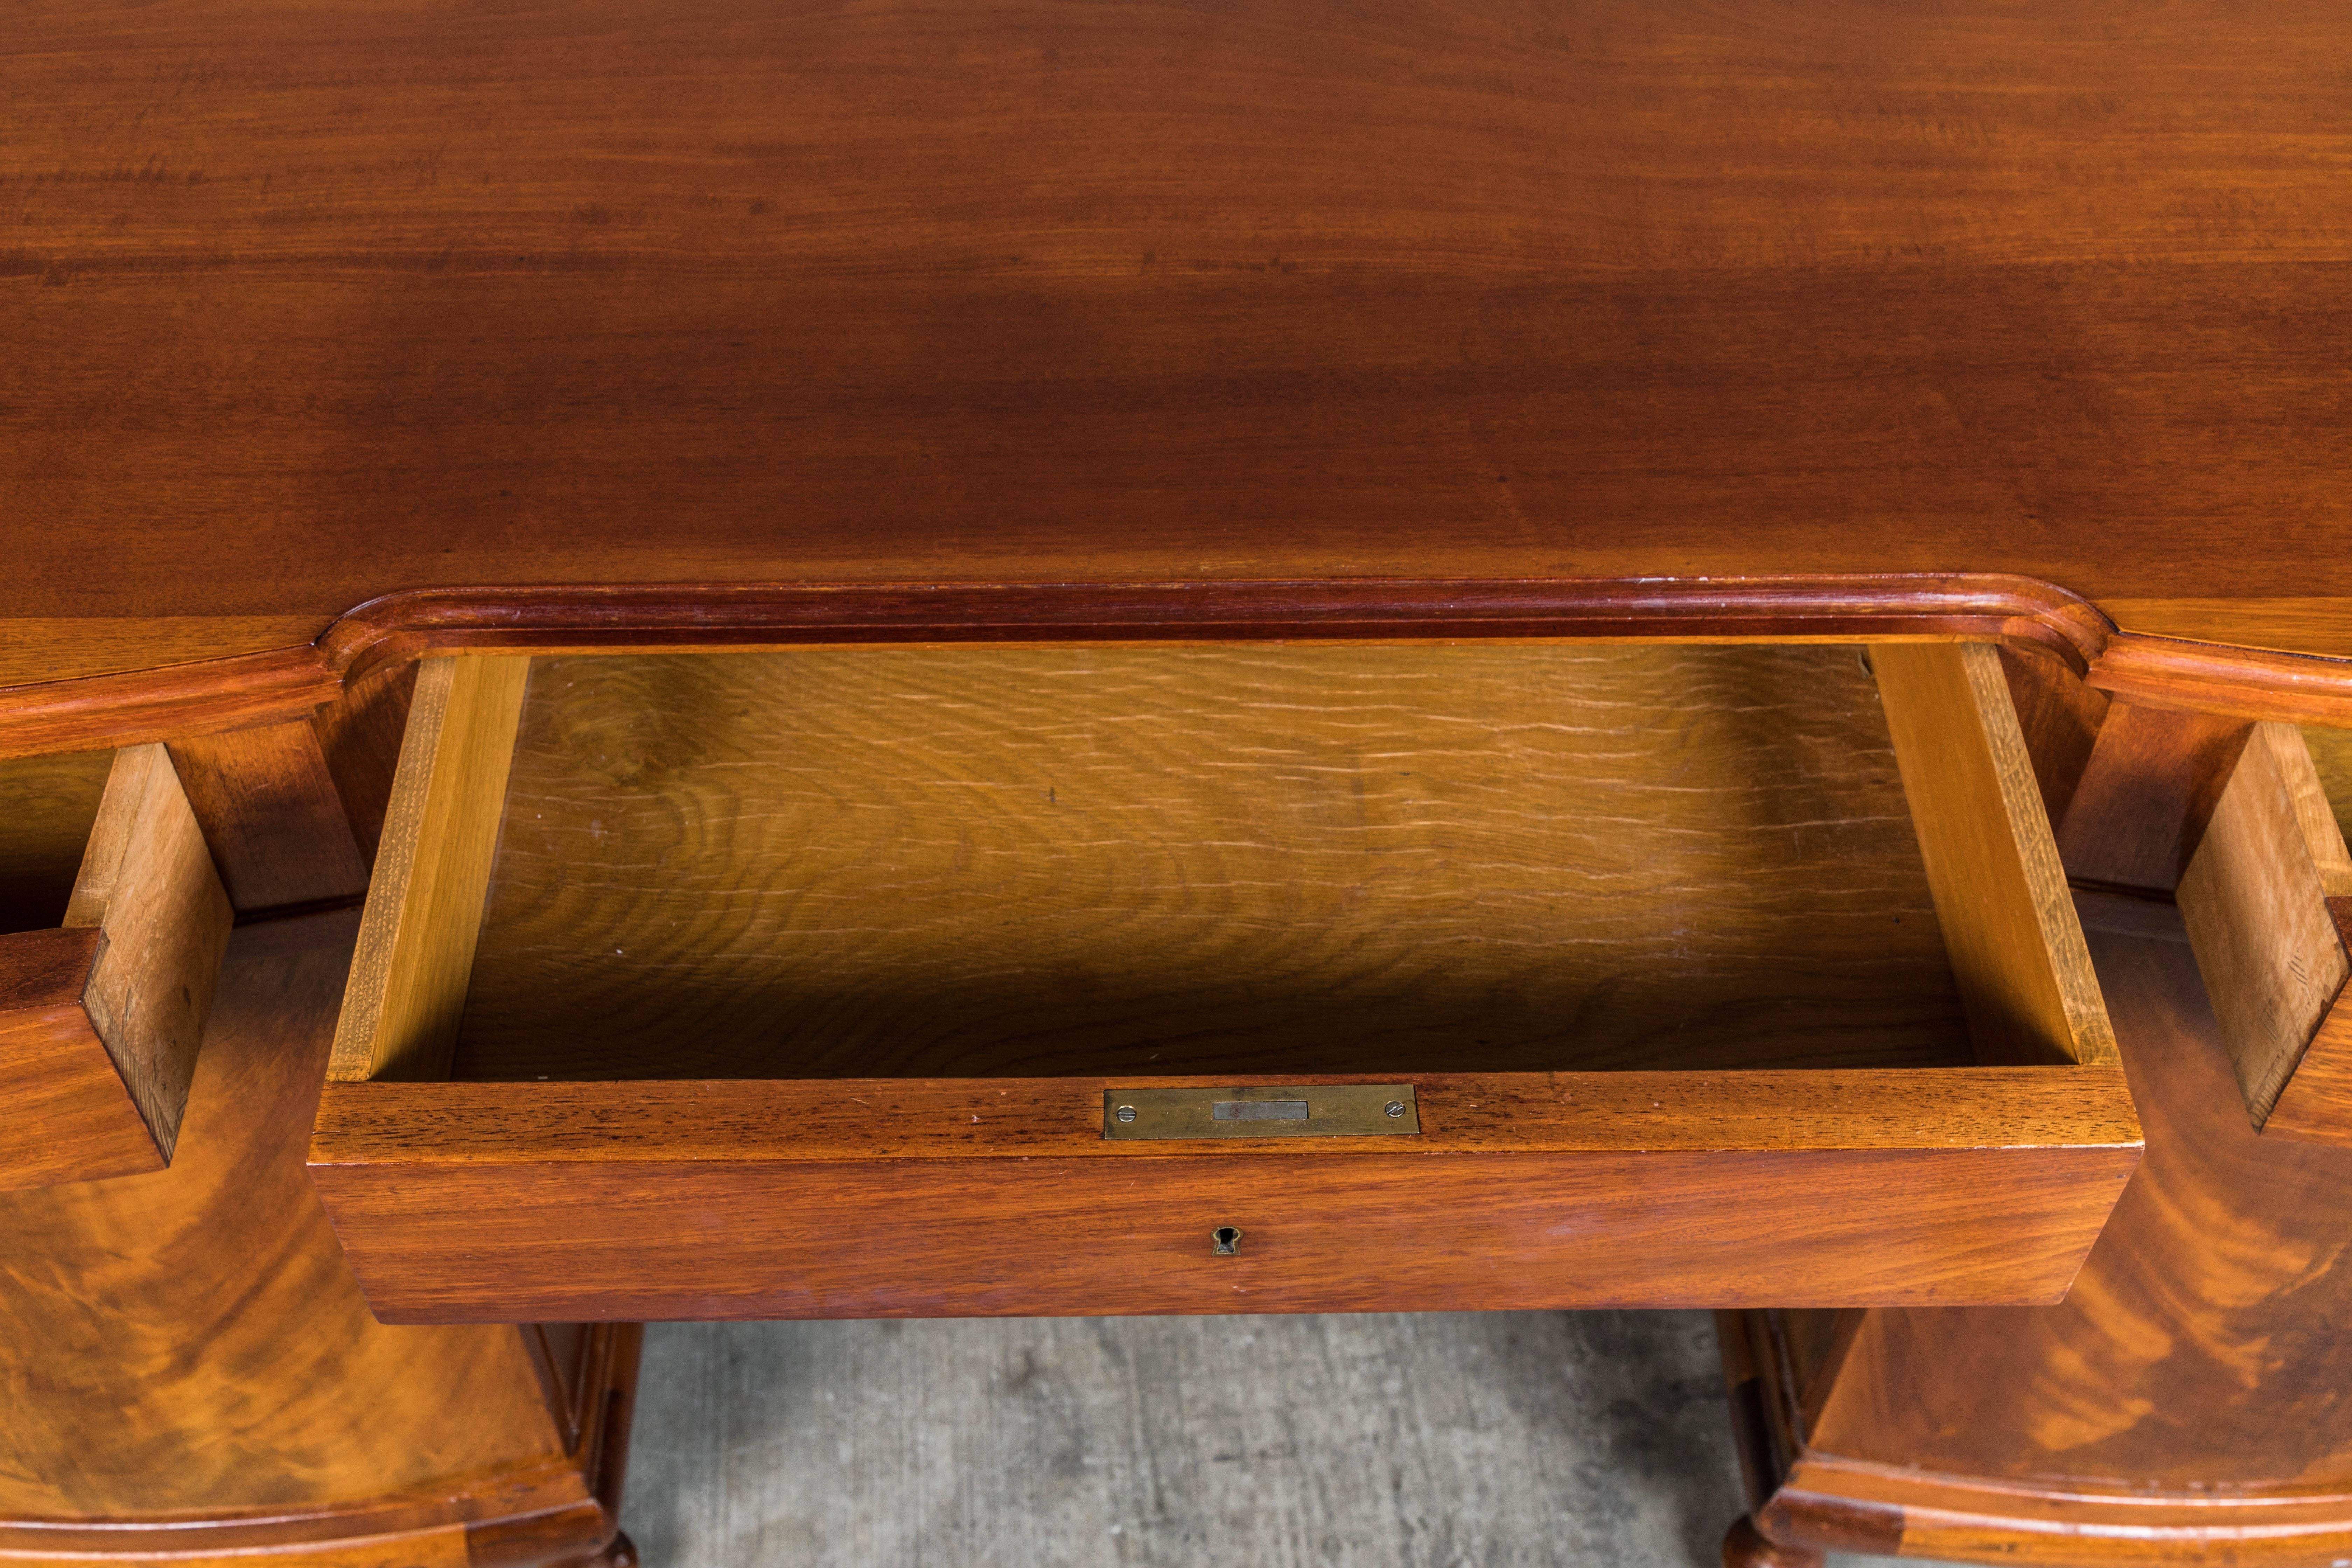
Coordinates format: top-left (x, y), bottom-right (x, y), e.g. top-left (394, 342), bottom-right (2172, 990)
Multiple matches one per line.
top-left (1724, 929), bottom-right (2352, 1567)
top-left (0, 916), bottom-right (639, 1566)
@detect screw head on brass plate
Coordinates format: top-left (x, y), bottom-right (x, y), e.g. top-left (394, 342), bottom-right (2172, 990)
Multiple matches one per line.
top-left (1115, 1105), bottom-right (1137, 1123)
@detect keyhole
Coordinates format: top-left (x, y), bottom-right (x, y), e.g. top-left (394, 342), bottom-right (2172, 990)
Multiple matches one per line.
top-left (1212, 1225), bottom-right (1242, 1255)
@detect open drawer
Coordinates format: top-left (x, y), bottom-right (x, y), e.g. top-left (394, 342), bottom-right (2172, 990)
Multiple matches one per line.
top-left (0, 744), bottom-right (232, 1188)
top-left (309, 642), bottom-right (2138, 1323)
top-left (2177, 722), bottom-right (2352, 1145)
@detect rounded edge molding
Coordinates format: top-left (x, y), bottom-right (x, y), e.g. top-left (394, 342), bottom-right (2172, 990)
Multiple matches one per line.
top-left (6, 569), bottom-right (2342, 758)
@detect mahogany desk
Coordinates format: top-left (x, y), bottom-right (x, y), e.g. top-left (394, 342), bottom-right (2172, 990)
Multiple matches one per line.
top-left (5, 2), bottom-right (2352, 1563)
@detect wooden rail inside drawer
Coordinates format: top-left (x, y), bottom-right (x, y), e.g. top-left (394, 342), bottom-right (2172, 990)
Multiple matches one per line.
top-left (2177, 722), bottom-right (2352, 1144)
top-left (311, 642), bottom-right (2138, 1322)
top-left (0, 745), bottom-right (233, 1188)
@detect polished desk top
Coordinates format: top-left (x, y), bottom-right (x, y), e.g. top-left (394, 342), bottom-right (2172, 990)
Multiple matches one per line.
top-left (5, 0), bottom-right (2352, 699)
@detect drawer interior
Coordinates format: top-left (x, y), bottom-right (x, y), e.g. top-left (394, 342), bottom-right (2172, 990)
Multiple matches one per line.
top-left (2302, 725), bottom-right (2352, 846)
top-left (450, 644), bottom-right (1974, 1084)
top-left (314, 637), bottom-right (2134, 1320)
top-left (0, 748), bottom-right (114, 936)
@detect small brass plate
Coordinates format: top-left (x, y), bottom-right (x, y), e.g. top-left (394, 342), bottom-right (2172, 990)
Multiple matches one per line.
top-left (1102, 1084), bottom-right (1420, 1140)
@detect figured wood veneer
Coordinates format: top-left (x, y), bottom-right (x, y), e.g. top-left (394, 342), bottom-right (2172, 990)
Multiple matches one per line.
top-left (0, 915), bottom-right (636, 1566)
top-left (1724, 931), bottom-right (2352, 1567)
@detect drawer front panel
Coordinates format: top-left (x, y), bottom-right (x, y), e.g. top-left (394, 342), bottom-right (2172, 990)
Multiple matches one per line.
top-left (312, 1144), bottom-right (2137, 1323)
top-left (310, 1069), bottom-right (2140, 1322)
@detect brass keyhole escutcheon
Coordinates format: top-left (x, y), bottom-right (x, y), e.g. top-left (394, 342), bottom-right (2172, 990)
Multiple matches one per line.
top-left (1212, 1225), bottom-right (1242, 1255)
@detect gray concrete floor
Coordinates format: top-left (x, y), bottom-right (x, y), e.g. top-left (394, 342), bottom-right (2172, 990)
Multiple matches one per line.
top-left (620, 1311), bottom-right (1926, 1567)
